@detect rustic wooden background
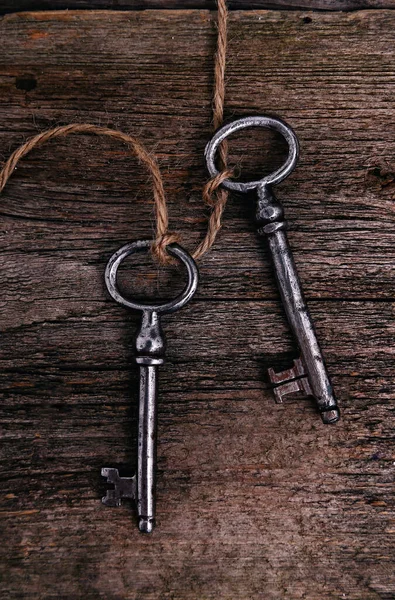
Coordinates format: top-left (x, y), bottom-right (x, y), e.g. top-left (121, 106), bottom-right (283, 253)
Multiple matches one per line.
top-left (3, 1), bottom-right (395, 13)
top-left (0, 4), bottom-right (394, 599)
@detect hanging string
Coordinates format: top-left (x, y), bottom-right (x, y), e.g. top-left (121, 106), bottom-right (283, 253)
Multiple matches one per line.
top-left (192, 0), bottom-right (232, 262)
top-left (0, 123), bottom-right (180, 254)
top-left (0, 0), bottom-right (230, 265)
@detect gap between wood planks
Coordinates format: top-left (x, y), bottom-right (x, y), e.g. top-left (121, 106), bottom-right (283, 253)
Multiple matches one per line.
top-left (2, 1), bottom-right (395, 16)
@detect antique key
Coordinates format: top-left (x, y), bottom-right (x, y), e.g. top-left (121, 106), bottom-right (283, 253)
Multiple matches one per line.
top-left (205, 115), bottom-right (340, 424)
top-left (101, 240), bottom-right (199, 532)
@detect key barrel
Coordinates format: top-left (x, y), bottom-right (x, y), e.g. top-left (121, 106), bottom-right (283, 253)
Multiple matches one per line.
top-left (135, 309), bottom-right (165, 533)
top-left (137, 365), bottom-right (158, 533)
top-left (256, 185), bottom-right (340, 424)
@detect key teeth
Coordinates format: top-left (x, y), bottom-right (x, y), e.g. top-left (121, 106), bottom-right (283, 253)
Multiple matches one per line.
top-left (101, 467), bottom-right (119, 482)
top-left (272, 376), bottom-right (312, 403)
top-left (268, 361), bottom-right (340, 424)
top-left (102, 490), bottom-right (122, 508)
top-left (272, 383), bottom-right (284, 404)
top-left (268, 367), bottom-right (279, 386)
top-left (268, 359), bottom-right (312, 404)
top-left (101, 467), bottom-right (136, 506)
top-left (268, 358), bottom-right (306, 386)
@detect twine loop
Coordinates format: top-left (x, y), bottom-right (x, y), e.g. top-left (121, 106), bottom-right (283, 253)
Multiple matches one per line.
top-left (0, 0), bottom-right (229, 267)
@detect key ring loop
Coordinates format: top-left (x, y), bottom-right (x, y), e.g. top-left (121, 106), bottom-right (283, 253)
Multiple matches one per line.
top-left (105, 239), bottom-right (199, 315)
top-left (204, 115), bottom-right (299, 192)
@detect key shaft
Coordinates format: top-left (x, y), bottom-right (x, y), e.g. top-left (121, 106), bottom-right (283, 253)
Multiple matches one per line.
top-left (135, 310), bottom-right (165, 533)
top-left (256, 185), bottom-right (339, 423)
top-left (137, 364), bottom-right (158, 533)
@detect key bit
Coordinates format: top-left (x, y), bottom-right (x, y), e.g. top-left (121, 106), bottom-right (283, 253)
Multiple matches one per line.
top-left (268, 358), bottom-right (312, 402)
top-left (101, 468), bottom-right (136, 507)
top-left (268, 358), bottom-right (339, 423)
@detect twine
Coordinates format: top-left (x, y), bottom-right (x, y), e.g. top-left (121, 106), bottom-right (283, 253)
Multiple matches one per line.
top-left (0, 124), bottom-right (180, 258)
top-left (0, 0), bottom-right (230, 265)
top-left (193, 0), bottom-right (231, 262)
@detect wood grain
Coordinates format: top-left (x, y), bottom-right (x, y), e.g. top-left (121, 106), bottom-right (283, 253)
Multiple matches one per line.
top-left (0, 9), bottom-right (394, 600)
top-left (2, 1), bottom-right (395, 14)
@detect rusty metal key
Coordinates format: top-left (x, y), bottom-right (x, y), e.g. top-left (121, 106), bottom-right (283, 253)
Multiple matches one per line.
top-left (101, 240), bottom-right (199, 532)
top-left (205, 116), bottom-right (340, 424)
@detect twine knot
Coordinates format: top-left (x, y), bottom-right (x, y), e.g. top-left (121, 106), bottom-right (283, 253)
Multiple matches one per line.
top-left (152, 231), bottom-right (181, 265)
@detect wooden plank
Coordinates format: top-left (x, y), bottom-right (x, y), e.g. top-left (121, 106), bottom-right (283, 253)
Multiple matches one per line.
top-left (1, 301), bottom-right (395, 599)
top-left (1, 10), bottom-right (395, 299)
top-left (0, 9), bottom-right (394, 600)
top-left (2, 1), bottom-right (395, 14)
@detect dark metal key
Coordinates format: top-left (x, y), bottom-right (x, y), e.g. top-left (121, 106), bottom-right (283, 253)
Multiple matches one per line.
top-left (101, 240), bottom-right (199, 532)
top-left (205, 115), bottom-right (340, 424)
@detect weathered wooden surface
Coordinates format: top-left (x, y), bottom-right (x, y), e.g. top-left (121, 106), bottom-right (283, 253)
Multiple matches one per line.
top-left (0, 8), bottom-right (394, 600)
top-left (2, 0), bottom-right (395, 14)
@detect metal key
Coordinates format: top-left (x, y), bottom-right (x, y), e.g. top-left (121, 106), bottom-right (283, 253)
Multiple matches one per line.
top-left (101, 240), bottom-right (199, 532)
top-left (205, 115), bottom-right (340, 424)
